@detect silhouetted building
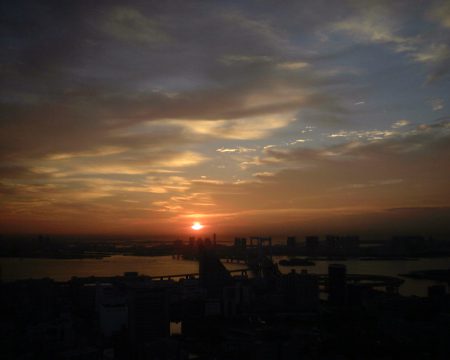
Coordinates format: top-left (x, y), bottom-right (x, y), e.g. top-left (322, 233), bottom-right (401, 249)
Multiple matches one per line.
top-left (196, 237), bottom-right (204, 247)
top-left (3, 249), bottom-right (449, 359)
top-left (96, 285), bottom-right (128, 338)
top-left (204, 237), bottom-right (212, 247)
top-left (428, 284), bottom-right (447, 310)
top-left (341, 235), bottom-right (359, 251)
top-left (328, 264), bottom-right (347, 306)
top-left (325, 235), bottom-right (359, 254)
top-left (287, 236), bottom-right (296, 248)
top-left (438, 313), bottom-right (450, 359)
top-left (326, 235), bottom-right (340, 251)
top-left (127, 286), bottom-right (170, 350)
top-left (204, 298), bottom-right (221, 316)
top-left (188, 237), bottom-right (195, 247)
top-left (179, 277), bottom-right (204, 299)
top-left (347, 283), bottom-right (366, 308)
top-left (223, 282), bottom-right (252, 317)
top-left (283, 269), bottom-right (319, 311)
top-left (305, 236), bottom-right (319, 253)
top-left (61, 347), bottom-right (100, 360)
top-left (198, 248), bottom-right (232, 296)
top-left (234, 237), bottom-right (247, 249)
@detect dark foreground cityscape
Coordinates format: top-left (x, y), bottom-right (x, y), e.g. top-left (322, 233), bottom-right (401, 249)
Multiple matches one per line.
top-left (1, 234), bottom-right (450, 360)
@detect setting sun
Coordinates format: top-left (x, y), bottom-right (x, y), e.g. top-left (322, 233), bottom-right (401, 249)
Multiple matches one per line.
top-left (191, 222), bottom-right (204, 231)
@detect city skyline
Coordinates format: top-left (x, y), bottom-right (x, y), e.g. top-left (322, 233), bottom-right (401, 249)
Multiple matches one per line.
top-left (1, 0), bottom-right (449, 236)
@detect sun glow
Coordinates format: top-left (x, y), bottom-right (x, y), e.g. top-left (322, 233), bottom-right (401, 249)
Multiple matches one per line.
top-left (191, 222), bottom-right (204, 231)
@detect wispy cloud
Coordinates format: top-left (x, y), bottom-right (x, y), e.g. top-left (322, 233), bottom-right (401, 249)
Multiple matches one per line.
top-left (431, 98), bottom-right (444, 111)
top-left (391, 120), bottom-right (410, 129)
top-left (216, 147), bottom-right (256, 153)
top-left (331, 2), bottom-right (450, 82)
top-left (100, 6), bottom-right (170, 44)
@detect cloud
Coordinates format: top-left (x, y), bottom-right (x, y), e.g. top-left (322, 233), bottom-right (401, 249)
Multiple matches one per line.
top-left (431, 98), bottom-right (444, 111)
top-left (164, 114), bottom-right (295, 140)
top-left (252, 171), bottom-right (275, 178)
top-left (53, 151), bottom-right (208, 176)
top-left (330, 1), bottom-right (450, 82)
top-left (413, 44), bottom-right (450, 82)
top-left (333, 10), bottom-right (408, 45)
top-left (335, 178), bottom-right (403, 190)
top-left (391, 119), bottom-right (410, 128)
top-left (0, 165), bottom-right (42, 179)
top-left (0, 60), bottom-right (346, 162)
top-left (328, 129), bottom-right (395, 141)
top-left (1, 0), bottom-right (357, 174)
top-left (428, 1), bottom-right (450, 28)
top-left (412, 43), bottom-right (450, 64)
top-left (47, 146), bottom-right (128, 160)
top-left (101, 6), bottom-right (170, 44)
top-left (0, 0), bottom-right (448, 235)
top-left (220, 55), bottom-right (272, 66)
top-left (216, 147), bottom-right (256, 153)
top-left (276, 61), bottom-right (310, 70)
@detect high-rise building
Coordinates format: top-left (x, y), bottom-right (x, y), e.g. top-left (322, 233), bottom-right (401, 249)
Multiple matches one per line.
top-left (127, 286), bottom-right (170, 348)
top-left (188, 237), bottom-right (195, 247)
top-left (326, 235), bottom-right (340, 251)
top-left (198, 248), bottom-right (232, 296)
top-left (96, 285), bottom-right (128, 338)
top-left (283, 269), bottom-right (319, 311)
top-left (325, 235), bottom-right (359, 255)
top-left (287, 236), bottom-right (296, 248)
top-left (328, 264), bottom-right (347, 306)
top-left (222, 282), bottom-right (252, 317)
top-left (305, 236), bottom-right (319, 253)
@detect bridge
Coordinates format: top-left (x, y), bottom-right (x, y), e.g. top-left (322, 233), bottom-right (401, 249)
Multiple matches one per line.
top-left (67, 261), bottom-right (403, 293)
top-left (148, 268), bottom-right (250, 281)
top-left (150, 269), bottom-right (403, 292)
top-left (172, 236), bottom-right (404, 292)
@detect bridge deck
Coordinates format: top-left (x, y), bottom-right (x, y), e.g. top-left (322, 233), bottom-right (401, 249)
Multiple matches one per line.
top-left (148, 268), bottom-right (250, 280)
top-left (148, 270), bottom-right (403, 288)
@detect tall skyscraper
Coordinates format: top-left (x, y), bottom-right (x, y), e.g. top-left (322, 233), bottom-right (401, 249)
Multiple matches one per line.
top-left (328, 264), bottom-right (347, 306)
top-left (198, 247), bottom-right (232, 296)
top-left (127, 286), bottom-right (170, 350)
top-left (283, 269), bottom-right (319, 311)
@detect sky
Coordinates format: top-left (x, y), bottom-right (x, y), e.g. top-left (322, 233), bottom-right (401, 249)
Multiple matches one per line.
top-left (0, 0), bottom-right (449, 238)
